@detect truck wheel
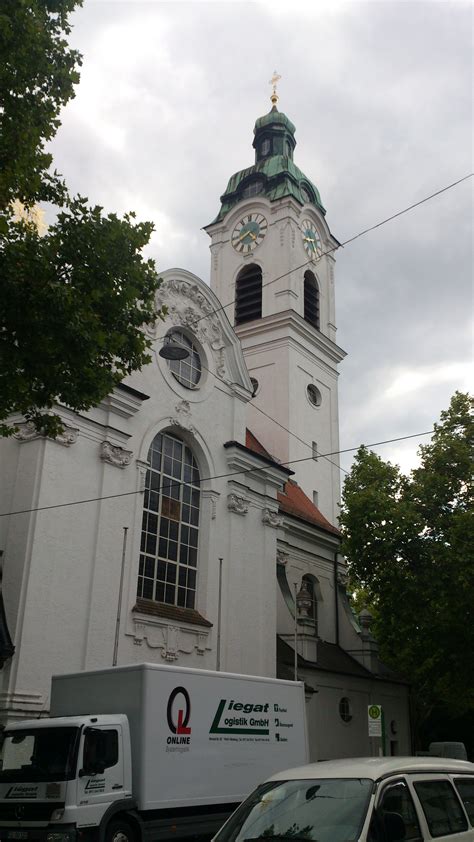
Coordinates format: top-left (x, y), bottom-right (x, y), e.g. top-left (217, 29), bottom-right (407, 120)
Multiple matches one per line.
top-left (105, 820), bottom-right (135, 842)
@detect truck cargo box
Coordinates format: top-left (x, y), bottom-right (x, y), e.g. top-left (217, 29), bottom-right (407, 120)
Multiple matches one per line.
top-left (50, 662), bottom-right (309, 812)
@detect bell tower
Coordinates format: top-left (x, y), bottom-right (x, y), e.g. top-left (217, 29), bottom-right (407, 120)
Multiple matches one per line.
top-left (204, 85), bottom-right (346, 525)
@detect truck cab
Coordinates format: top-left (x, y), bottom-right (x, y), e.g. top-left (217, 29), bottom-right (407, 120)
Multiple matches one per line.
top-left (0, 716), bottom-right (133, 842)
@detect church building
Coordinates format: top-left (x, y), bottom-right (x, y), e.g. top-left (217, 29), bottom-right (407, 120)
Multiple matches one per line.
top-left (0, 90), bottom-right (411, 759)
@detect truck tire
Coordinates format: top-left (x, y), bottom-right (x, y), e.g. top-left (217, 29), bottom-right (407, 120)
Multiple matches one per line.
top-left (105, 819), bottom-right (135, 842)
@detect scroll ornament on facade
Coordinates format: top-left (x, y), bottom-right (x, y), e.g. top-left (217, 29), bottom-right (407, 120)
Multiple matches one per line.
top-left (262, 508), bottom-right (284, 528)
top-left (100, 441), bottom-right (133, 468)
top-left (13, 421), bottom-right (78, 447)
top-left (227, 494), bottom-right (249, 515)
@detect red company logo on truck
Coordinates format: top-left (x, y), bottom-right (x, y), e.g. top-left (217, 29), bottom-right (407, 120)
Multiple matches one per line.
top-left (166, 686), bottom-right (192, 746)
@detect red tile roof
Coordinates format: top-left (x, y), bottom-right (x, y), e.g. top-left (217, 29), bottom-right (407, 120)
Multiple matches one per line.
top-left (278, 479), bottom-right (340, 535)
top-left (245, 429), bottom-right (274, 459)
top-left (245, 430), bottom-right (340, 536)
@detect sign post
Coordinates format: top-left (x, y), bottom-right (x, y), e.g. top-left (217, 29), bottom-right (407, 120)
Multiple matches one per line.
top-left (368, 704), bottom-right (386, 756)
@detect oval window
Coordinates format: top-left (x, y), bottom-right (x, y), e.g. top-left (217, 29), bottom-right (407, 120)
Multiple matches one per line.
top-left (166, 330), bottom-right (202, 389)
top-left (339, 697), bottom-right (353, 723)
top-left (307, 384), bottom-right (322, 407)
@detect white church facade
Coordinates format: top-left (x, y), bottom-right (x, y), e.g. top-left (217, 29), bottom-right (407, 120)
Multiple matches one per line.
top-left (0, 97), bottom-right (411, 759)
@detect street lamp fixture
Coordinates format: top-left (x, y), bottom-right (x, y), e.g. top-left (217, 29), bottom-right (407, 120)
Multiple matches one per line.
top-left (159, 336), bottom-right (190, 361)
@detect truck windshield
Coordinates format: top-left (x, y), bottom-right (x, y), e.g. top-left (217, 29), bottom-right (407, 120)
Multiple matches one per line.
top-left (0, 727), bottom-right (80, 782)
top-left (214, 777), bottom-right (374, 842)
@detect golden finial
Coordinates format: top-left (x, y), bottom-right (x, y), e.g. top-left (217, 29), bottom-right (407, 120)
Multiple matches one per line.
top-left (269, 70), bottom-right (281, 107)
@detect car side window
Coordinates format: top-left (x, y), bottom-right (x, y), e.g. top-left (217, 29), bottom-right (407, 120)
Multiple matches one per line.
top-left (414, 780), bottom-right (468, 837)
top-left (378, 781), bottom-right (422, 841)
top-left (453, 777), bottom-right (474, 824)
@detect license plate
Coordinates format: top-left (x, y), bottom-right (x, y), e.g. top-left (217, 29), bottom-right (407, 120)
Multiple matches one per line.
top-left (8, 833), bottom-right (28, 839)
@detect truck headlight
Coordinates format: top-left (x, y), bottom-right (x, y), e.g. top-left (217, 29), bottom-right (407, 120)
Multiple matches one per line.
top-left (50, 810), bottom-right (65, 822)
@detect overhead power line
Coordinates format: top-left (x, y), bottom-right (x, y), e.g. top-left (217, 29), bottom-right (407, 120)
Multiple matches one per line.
top-left (155, 173), bottom-right (472, 477)
top-left (193, 354), bottom-right (349, 475)
top-left (0, 428), bottom-right (435, 519)
top-left (157, 173), bottom-right (473, 338)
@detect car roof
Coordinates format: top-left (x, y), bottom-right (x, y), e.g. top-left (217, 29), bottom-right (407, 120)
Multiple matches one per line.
top-left (267, 757), bottom-right (474, 783)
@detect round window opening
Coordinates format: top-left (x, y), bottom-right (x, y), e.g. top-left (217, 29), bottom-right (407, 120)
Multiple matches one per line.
top-left (250, 377), bottom-right (259, 397)
top-left (166, 330), bottom-right (202, 389)
top-left (339, 697), bottom-right (353, 723)
top-left (307, 384), bottom-right (322, 407)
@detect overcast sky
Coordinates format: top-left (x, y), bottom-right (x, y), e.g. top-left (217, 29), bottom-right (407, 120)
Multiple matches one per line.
top-left (49, 0), bottom-right (473, 476)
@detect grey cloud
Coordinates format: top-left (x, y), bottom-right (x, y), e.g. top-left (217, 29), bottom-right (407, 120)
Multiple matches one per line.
top-left (49, 0), bottom-right (472, 476)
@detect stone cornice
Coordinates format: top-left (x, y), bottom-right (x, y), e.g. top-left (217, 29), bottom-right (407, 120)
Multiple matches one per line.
top-left (279, 510), bottom-right (341, 551)
top-left (223, 441), bottom-right (292, 494)
top-left (99, 385), bottom-right (148, 419)
top-left (236, 309), bottom-right (346, 366)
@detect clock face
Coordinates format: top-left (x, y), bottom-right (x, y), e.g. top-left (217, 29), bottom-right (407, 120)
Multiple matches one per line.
top-left (232, 213), bottom-right (268, 253)
top-left (301, 219), bottom-right (322, 260)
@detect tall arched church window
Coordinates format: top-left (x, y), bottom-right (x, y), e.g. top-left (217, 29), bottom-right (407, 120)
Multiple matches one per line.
top-left (137, 431), bottom-right (200, 609)
top-left (304, 270), bottom-right (320, 330)
top-left (235, 264), bottom-right (262, 325)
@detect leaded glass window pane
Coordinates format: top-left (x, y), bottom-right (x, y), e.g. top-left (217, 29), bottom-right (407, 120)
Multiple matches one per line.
top-left (137, 431), bottom-right (200, 609)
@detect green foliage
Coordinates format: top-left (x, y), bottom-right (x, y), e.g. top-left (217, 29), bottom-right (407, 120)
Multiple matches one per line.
top-left (0, 0), bottom-right (81, 212)
top-left (0, 1), bottom-right (165, 436)
top-left (340, 393), bottom-right (474, 731)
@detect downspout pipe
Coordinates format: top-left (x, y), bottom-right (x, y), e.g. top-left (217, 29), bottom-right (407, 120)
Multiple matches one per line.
top-left (334, 551), bottom-right (340, 646)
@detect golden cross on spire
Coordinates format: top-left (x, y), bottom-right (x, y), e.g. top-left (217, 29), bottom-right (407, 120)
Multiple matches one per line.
top-left (269, 70), bottom-right (281, 106)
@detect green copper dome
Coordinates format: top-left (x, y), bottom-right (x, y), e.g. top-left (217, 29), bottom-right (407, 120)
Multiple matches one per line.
top-left (254, 107), bottom-right (296, 135)
top-left (209, 106), bottom-right (325, 224)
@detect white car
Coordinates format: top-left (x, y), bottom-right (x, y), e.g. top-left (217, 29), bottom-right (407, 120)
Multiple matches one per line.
top-left (212, 756), bottom-right (474, 842)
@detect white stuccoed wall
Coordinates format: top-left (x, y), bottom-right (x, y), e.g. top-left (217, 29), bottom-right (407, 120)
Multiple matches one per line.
top-left (0, 270), bottom-right (289, 720)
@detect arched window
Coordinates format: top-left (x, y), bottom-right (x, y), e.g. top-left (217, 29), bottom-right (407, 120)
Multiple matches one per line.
top-left (235, 264), bottom-right (262, 325)
top-left (137, 431), bottom-right (200, 609)
top-left (304, 270), bottom-right (320, 330)
top-left (301, 575), bottom-right (318, 634)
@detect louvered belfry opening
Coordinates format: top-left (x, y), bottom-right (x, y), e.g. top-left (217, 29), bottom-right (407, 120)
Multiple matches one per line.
top-left (304, 270), bottom-right (320, 329)
top-left (235, 264), bottom-right (263, 325)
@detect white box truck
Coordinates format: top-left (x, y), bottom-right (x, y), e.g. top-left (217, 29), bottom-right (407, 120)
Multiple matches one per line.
top-left (0, 663), bottom-right (308, 842)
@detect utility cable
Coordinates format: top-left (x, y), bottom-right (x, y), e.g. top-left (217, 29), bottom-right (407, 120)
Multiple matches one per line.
top-left (0, 428), bottom-right (435, 518)
top-left (156, 173), bottom-right (473, 338)
top-left (190, 353), bottom-right (349, 475)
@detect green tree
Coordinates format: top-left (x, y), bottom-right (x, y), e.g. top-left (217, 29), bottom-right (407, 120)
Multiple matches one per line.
top-left (0, 0), bottom-right (164, 437)
top-left (340, 393), bottom-right (474, 743)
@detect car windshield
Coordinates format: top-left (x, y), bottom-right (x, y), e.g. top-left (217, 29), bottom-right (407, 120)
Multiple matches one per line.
top-left (214, 777), bottom-right (374, 842)
top-left (0, 727), bottom-right (80, 782)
